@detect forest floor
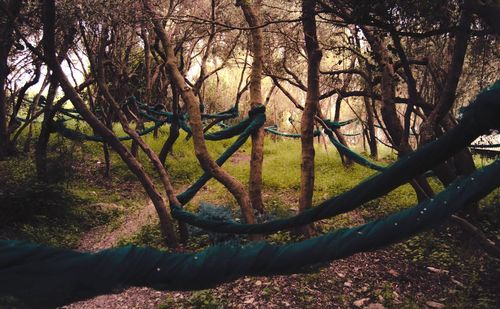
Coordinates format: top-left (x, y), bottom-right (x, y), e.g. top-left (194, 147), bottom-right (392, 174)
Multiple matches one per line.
top-left (63, 153), bottom-right (498, 308)
top-left (63, 192), bottom-right (497, 309)
top-left (2, 134), bottom-right (499, 309)
top-left (76, 200), bottom-right (158, 252)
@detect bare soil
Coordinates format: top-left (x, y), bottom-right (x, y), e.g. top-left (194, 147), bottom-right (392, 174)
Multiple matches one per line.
top-left (63, 200), bottom-right (494, 309)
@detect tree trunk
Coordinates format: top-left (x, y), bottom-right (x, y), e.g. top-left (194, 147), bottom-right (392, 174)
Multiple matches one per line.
top-left (102, 142), bottom-right (111, 178)
top-left (364, 29), bottom-right (434, 201)
top-left (159, 82), bottom-right (180, 165)
top-left (363, 96), bottom-right (378, 159)
top-left (0, 0), bottom-right (22, 159)
top-left (35, 80), bottom-right (59, 181)
top-left (420, 10), bottom-right (472, 144)
top-left (42, 0), bottom-right (178, 248)
top-left (36, 23), bottom-right (76, 181)
top-left (240, 0), bottom-right (265, 214)
top-left (144, 0), bottom-right (257, 226)
top-left (418, 9), bottom-right (474, 213)
top-left (297, 0), bottom-right (323, 237)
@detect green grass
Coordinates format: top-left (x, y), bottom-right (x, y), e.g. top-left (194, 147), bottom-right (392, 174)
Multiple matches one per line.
top-left (4, 120), bottom-right (499, 308)
top-left (0, 132), bottom-right (142, 248)
top-left (0, 159), bottom-right (120, 248)
top-left (5, 120), bottom-right (499, 251)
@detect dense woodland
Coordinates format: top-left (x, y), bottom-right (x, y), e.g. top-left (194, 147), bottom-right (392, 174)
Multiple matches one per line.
top-left (1, 0), bottom-right (500, 308)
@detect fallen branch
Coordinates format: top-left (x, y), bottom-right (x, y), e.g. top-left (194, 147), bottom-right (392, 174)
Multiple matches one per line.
top-left (451, 214), bottom-right (500, 259)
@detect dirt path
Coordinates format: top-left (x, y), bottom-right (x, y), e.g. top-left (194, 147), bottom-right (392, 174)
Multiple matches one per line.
top-left (77, 201), bottom-right (158, 252)
top-left (65, 201), bottom-right (168, 308)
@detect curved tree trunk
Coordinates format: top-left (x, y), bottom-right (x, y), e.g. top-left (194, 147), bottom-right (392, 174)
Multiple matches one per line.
top-left (363, 29), bottom-right (434, 202)
top-left (42, 0), bottom-right (179, 248)
top-left (420, 10), bottom-right (472, 144)
top-left (159, 83), bottom-right (180, 165)
top-left (419, 9), bottom-right (475, 214)
top-left (144, 0), bottom-right (257, 226)
top-left (36, 25), bottom-right (76, 181)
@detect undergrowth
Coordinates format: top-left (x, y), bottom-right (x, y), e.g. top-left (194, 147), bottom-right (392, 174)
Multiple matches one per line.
top-left (4, 122), bottom-right (499, 307)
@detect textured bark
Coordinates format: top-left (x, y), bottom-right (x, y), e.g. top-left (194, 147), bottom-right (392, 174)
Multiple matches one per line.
top-left (389, 31), bottom-right (421, 144)
top-left (418, 9), bottom-right (475, 213)
top-left (298, 0), bottom-right (323, 237)
top-left (95, 28), bottom-right (186, 243)
top-left (159, 82), bottom-right (180, 165)
top-left (42, 0), bottom-right (178, 248)
top-left (420, 10), bottom-right (472, 144)
top-left (144, 0), bottom-right (257, 226)
top-left (241, 0), bottom-right (265, 214)
top-left (364, 29), bottom-right (434, 201)
top-left (35, 80), bottom-right (59, 181)
top-left (363, 95), bottom-right (378, 159)
top-left (97, 75), bottom-right (183, 246)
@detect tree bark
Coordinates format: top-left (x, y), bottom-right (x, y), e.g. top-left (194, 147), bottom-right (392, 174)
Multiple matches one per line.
top-left (42, 0), bottom-right (178, 248)
top-left (159, 81), bottom-right (180, 165)
top-left (298, 0), bottom-right (323, 237)
top-left (102, 142), bottom-right (111, 178)
top-left (35, 79), bottom-right (59, 181)
top-left (240, 0), bottom-right (265, 214)
top-left (364, 29), bottom-right (434, 201)
top-left (0, 0), bottom-right (22, 159)
top-left (143, 0), bottom-right (257, 226)
top-left (419, 9), bottom-right (475, 213)
top-left (420, 10), bottom-right (472, 144)
top-left (363, 95), bottom-right (378, 159)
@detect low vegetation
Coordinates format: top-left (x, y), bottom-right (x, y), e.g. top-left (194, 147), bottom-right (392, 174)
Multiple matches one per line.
top-left (2, 127), bottom-right (498, 307)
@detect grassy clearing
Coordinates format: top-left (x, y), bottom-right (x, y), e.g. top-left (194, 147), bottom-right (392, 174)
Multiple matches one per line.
top-left (5, 122), bottom-right (499, 246)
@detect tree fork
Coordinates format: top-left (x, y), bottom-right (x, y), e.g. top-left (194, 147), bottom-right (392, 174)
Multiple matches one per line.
top-left (143, 0), bottom-right (258, 228)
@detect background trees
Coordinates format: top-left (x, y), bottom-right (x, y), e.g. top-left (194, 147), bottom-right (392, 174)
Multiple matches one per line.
top-left (0, 0), bottom-right (498, 246)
